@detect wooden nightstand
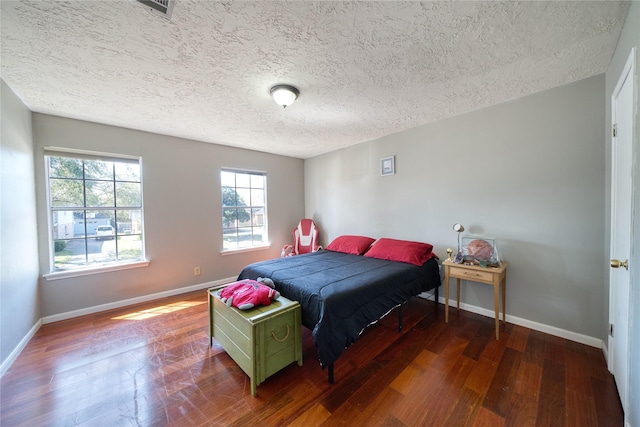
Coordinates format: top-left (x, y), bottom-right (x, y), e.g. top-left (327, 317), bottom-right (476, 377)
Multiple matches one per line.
top-left (442, 259), bottom-right (508, 340)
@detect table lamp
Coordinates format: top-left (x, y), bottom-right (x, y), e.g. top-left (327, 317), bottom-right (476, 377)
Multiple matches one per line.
top-left (453, 223), bottom-right (465, 263)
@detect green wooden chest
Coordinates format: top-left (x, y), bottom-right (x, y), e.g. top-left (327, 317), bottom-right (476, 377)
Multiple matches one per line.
top-left (208, 283), bottom-right (303, 396)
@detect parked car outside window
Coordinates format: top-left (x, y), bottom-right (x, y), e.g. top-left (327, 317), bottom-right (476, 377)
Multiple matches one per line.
top-left (47, 152), bottom-right (144, 272)
top-left (95, 225), bottom-right (115, 240)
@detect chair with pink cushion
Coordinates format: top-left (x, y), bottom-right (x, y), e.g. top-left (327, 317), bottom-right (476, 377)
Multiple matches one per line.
top-left (281, 219), bottom-right (322, 257)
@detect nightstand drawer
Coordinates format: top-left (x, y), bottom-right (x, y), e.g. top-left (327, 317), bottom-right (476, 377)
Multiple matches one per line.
top-left (449, 266), bottom-right (494, 282)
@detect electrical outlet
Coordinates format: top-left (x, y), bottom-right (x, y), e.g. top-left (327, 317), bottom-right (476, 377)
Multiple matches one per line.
top-left (194, 267), bottom-right (201, 276)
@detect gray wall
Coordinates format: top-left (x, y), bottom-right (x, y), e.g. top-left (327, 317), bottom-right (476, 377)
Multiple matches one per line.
top-left (32, 114), bottom-right (305, 317)
top-left (305, 75), bottom-right (606, 340)
top-left (605, 1), bottom-right (639, 424)
top-left (1, 80), bottom-right (41, 370)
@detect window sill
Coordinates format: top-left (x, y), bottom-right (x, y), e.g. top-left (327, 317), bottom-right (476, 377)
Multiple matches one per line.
top-left (220, 244), bottom-right (271, 256)
top-left (43, 260), bottom-right (151, 281)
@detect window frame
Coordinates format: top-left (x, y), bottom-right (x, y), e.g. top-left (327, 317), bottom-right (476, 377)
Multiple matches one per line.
top-left (220, 168), bottom-right (269, 253)
top-left (43, 148), bottom-right (147, 278)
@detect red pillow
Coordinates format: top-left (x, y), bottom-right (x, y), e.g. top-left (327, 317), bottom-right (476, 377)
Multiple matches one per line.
top-left (364, 238), bottom-right (436, 266)
top-left (325, 235), bottom-right (376, 255)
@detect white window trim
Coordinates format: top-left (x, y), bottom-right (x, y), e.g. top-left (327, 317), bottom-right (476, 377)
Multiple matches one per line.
top-left (44, 146), bottom-right (140, 162)
top-left (220, 244), bottom-right (271, 255)
top-left (221, 168), bottom-right (268, 252)
top-left (43, 259), bottom-right (150, 281)
top-left (44, 148), bottom-right (146, 274)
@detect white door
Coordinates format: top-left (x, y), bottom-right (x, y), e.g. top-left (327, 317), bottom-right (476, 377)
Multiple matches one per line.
top-left (608, 48), bottom-right (635, 415)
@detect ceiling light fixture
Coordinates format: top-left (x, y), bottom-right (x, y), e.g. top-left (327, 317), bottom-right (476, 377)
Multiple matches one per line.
top-left (270, 85), bottom-right (299, 108)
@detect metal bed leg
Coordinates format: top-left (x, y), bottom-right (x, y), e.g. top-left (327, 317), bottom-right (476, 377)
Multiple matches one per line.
top-left (398, 304), bottom-right (403, 332)
top-left (328, 364), bottom-right (334, 384)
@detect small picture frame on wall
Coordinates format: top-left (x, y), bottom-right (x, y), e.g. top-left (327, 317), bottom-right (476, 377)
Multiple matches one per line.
top-left (381, 156), bottom-right (395, 176)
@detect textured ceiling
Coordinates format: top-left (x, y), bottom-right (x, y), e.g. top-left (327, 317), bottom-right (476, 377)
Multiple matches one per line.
top-left (0, 1), bottom-right (630, 159)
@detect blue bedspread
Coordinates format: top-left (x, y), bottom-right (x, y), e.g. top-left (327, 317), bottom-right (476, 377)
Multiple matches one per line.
top-left (237, 250), bottom-right (440, 367)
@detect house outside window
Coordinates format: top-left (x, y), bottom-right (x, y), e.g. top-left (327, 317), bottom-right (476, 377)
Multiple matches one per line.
top-left (45, 150), bottom-right (144, 272)
top-left (221, 169), bottom-right (267, 251)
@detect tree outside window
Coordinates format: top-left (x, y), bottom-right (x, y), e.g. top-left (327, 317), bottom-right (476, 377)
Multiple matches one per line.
top-left (47, 153), bottom-right (144, 271)
top-left (221, 169), bottom-right (267, 250)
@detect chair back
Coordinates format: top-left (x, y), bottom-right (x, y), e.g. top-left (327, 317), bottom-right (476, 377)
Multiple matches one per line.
top-left (292, 219), bottom-right (319, 255)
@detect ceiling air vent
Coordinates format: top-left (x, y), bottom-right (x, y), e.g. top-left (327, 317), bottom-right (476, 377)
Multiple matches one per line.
top-left (136, 0), bottom-right (175, 19)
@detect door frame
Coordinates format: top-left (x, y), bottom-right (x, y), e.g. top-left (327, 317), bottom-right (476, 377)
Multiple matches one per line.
top-left (608, 46), bottom-right (636, 419)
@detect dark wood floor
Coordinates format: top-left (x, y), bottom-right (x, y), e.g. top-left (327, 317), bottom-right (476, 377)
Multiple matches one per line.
top-left (1, 290), bottom-right (623, 426)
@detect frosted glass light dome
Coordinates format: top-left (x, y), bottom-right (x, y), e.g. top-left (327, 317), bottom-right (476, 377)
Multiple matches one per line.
top-left (270, 85), bottom-right (299, 108)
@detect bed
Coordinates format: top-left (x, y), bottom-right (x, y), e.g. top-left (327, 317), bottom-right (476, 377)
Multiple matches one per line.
top-left (237, 236), bottom-right (441, 382)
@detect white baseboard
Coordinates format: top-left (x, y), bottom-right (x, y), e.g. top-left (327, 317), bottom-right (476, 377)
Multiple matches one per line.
top-left (40, 285), bottom-right (607, 349)
top-left (2, 278), bottom-right (237, 378)
top-left (602, 339), bottom-right (610, 364)
top-left (4, 282), bottom-right (605, 379)
top-left (41, 276), bottom-right (237, 324)
top-left (419, 291), bottom-right (604, 349)
top-left (0, 318), bottom-right (43, 377)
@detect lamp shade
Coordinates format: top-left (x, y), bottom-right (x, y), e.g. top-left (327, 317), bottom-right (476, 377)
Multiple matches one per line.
top-left (270, 85), bottom-right (299, 108)
top-left (453, 223), bottom-right (465, 232)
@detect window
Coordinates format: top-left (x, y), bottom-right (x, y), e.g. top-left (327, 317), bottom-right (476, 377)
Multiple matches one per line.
top-left (45, 150), bottom-right (144, 272)
top-left (221, 169), bottom-right (267, 251)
